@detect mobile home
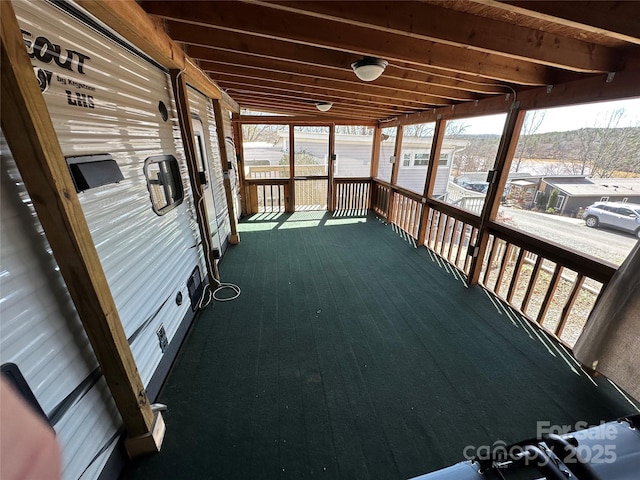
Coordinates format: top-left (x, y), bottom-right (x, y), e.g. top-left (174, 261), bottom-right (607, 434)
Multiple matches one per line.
top-left (1, 1), bottom-right (235, 477)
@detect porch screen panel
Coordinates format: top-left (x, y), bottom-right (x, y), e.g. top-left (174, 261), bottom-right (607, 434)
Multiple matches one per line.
top-left (334, 126), bottom-right (374, 178)
top-left (432, 114), bottom-right (506, 213)
top-left (376, 127), bottom-right (397, 182)
top-left (496, 99), bottom-right (640, 266)
top-left (241, 124), bottom-right (290, 179)
top-left (396, 122), bottom-right (435, 194)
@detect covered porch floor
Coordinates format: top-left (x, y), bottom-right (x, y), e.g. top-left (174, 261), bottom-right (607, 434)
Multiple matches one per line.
top-left (125, 212), bottom-right (637, 480)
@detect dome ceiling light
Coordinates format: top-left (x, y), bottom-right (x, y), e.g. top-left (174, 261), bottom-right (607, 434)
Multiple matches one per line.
top-left (351, 56), bottom-right (388, 82)
top-left (315, 102), bottom-right (333, 112)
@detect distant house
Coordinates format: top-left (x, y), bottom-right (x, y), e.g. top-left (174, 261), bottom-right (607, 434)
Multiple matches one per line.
top-left (242, 131), bottom-right (469, 198)
top-left (536, 176), bottom-right (640, 215)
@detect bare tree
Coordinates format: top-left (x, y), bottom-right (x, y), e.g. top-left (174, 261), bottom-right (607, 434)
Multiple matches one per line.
top-left (242, 124), bottom-right (286, 144)
top-left (513, 110), bottom-right (546, 172)
top-left (574, 108), bottom-right (640, 177)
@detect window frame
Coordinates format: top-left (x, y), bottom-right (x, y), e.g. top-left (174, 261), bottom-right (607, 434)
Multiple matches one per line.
top-left (144, 154), bottom-right (184, 215)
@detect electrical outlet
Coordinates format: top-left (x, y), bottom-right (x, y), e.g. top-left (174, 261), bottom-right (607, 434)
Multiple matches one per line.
top-left (156, 324), bottom-right (168, 353)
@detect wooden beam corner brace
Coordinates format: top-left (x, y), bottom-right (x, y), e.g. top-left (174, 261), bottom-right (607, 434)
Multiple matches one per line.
top-left (124, 410), bottom-right (166, 458)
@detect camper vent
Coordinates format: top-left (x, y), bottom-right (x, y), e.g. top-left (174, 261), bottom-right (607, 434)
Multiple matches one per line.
top-left (66, 154), bottom-right (124, 192)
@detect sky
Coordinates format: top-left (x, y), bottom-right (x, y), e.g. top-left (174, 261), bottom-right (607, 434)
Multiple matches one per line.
top-left (460, 98), bottom-right (640, 135)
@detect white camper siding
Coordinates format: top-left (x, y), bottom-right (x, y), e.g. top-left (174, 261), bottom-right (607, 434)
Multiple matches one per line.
top-left (221, 107), bottom-right (242, 220)
top-left (14, 0), bottom-right (205, 389)
top-left (187, 86), bottom-right (222, 261)
top-left (1, 133), bottom-right (121, 480)
top-left (206, 102), bottom-right (231, 251)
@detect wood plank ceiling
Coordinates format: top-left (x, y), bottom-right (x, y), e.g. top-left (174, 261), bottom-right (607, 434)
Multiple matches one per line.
top-left (139, 0), bottom-right (640, 122)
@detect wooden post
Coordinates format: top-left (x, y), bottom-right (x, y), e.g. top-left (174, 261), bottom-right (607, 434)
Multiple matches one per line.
top-left (328, 124), bottom-right (336, 211)
top-left (417, 117), bottom-right (446, 245)
top-left (232, 113), bottom-right (248, 216)
top-left (288, 126), bottom-right (296, 213)
top-left (212, 100), bottom-right (241, 244)
top-left (386, 125), bottom-right (403, 223)
top-left (369, 125), bottom-right (382, 210)
top-left (170, 70), bottom-right (220, 285)
top-left (468, 103), bottom-right (525, 285)
top-left (1, 0), bottom-right (162, 457)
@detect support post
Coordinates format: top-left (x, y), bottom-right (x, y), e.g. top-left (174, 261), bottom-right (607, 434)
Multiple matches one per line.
top-left (212, 100), bottom-right (241, 244)
top-left (386, 125), bottom-right (403, 223)
top-left (288, 126), bottom-right (296, 213)
top-left (328, 124), bottom-right (336, 211)
top-left (468, 103), bottom-right (525, 285)
top-left (1, 0), bottom-right (162, 457)
top-left (170, 70), bottom-right (220, 284)
top-left (417, 117), bottom-right (446, 245)
top-left (232, 113), bottom-right (248, 216)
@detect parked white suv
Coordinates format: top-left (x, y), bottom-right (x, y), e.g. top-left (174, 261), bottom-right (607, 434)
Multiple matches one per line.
top-left (583, 202), bottom-right (640, 239)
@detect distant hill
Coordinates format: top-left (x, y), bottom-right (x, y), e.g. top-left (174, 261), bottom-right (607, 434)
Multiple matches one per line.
top-left (455, 127), bottom-right (640, 177)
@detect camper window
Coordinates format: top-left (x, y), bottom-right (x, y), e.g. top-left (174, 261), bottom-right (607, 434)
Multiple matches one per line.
top-left (194, 133), bottom-right (208, 188)
top-left (144, 155), bottom-right (184, 215)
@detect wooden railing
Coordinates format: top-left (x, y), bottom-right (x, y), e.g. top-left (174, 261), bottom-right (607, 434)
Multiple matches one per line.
top-left (424, 199), bottom-right (480, 276)
top-left (371, 180), bottom-right (391, 217)
top-left (480, 222), bottom-right (615, 346)
top-left (244, 178), bottom-right (289, 213)
top-left (334, 178), bottom-right (371, 212)
top-left (391, 187), bottom-right (423, 239)
top-left (371, 179), bottom-right (616, 347)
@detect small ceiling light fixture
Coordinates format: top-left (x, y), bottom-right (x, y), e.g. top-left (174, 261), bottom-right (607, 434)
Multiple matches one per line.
top-left (351, 56), bottom-right (388, 82)
top-left (315, 102), bottom-right (333, 112)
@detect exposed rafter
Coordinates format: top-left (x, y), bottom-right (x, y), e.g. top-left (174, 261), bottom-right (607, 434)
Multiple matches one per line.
top-left (139, 0), bottom-right (640, 121)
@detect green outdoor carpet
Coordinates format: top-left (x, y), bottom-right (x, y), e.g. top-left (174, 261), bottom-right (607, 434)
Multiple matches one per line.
top-left (124, 212), bottom-right (638, 480)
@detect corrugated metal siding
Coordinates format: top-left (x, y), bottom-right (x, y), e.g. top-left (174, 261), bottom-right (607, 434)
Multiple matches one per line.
top-left (15, 0), bottom-right (204, 386)
top-left (8, 1), bottom-right (209, 477)
top-left (1, 132), bottom-right (121, 480)
top-left (206, 101), bottom-right (231, 250)
top-left (187, 86), bottom-right (222, 263)
top-left (221, 107), bottom-right (242, 220)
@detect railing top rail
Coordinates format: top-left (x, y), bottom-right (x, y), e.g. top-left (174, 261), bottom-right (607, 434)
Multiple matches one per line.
top-left (245, 178), bottom-right (290, 186)
top-left (427, 198), bottom-right (482, 227)
top-left (294, 175), bottom-right (329, 181)
top-left (335, 177), bottom-right (371, 184)
top-left (373, 179), bottom-right (423, 203)
top-left (487, 220), bottom-right (616, 284)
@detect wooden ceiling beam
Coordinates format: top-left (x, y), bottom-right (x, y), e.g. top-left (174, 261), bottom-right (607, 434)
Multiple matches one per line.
top-left (385, 69), bottom-right (640, 127)
top-left (210, 74), bottom-right (443, 110)
top-left (485, 1), bottom-right (640, 46)
top-left (250, 0), bottom-right (619, 72)
top-left (201, 61), bottom-right (456, 105)
top-left (141, 1), bottom-right (553, 84)
top-left (165, 22), bottom-right (509, 95)
top-left (233, 101), bottom-right (382, 121)
top-left (229, 93), bottom-right (401, 119)
top-left (223, 85), bottom-right (422, 118)
top-left (194, 51), bottom-right (480, 101)
top-left (237, 115), bottom-right (378, 126)
top-left (231, 95), bottom-right (399, 117)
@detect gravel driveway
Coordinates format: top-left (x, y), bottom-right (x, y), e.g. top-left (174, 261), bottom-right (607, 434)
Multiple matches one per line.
top-left (498, 207), bottom-right (637, 266)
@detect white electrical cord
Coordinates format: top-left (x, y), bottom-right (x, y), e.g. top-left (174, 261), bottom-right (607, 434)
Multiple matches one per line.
top-left (174, 69), bottom-right (241, 306)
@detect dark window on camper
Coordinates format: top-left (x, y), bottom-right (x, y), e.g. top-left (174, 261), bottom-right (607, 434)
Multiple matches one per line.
top-left (144, 155), bottom-right (184, 215)
top-left (66, 154), bottom-right (124, 192)
top-left (194, 133), bottom-right (208, 188)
